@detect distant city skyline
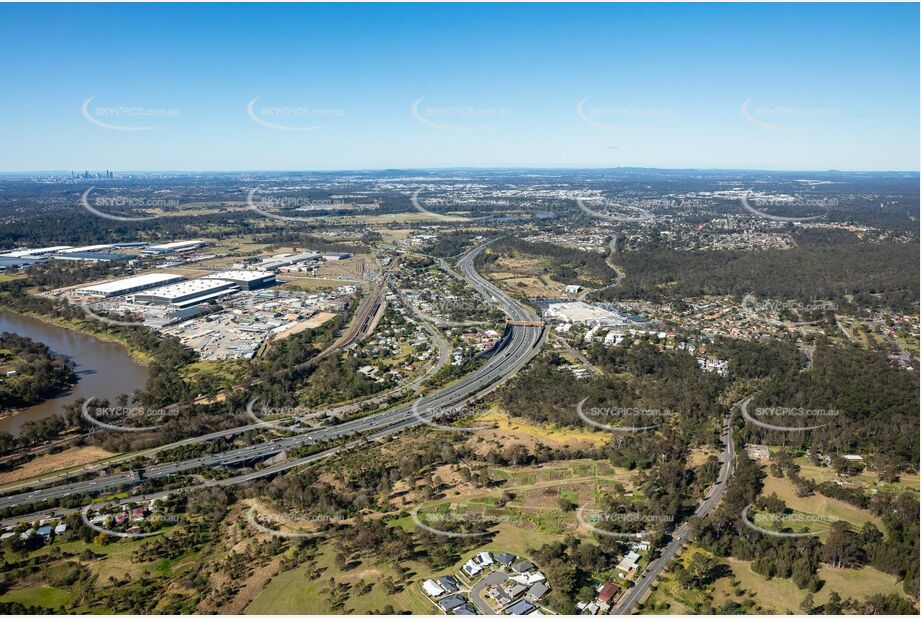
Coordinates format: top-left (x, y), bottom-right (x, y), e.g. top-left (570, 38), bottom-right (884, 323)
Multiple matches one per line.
top-left (0, 3), bottom-right (918, 172)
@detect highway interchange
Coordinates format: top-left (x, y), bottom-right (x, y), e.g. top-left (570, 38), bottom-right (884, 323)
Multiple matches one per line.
top-left (1, 239), bottom-right (737, 616)
top-left (0, 240), bottom-right (544, 518)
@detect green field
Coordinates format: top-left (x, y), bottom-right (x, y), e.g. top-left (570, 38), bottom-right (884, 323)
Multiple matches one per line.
top-left (0, 585), bottom-right (71, 609)
top-left (244, 543), bottom-right (433, 614)
top-left (792, 458), bottom-right (920, 496)
top-left (644, 546), bottom-right (912, 614)
top-left (759, 473), bottom-right (885, 533)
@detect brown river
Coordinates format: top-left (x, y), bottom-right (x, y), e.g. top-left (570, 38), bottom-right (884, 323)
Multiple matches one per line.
top-left (0, 310), bottom-right (150, 435)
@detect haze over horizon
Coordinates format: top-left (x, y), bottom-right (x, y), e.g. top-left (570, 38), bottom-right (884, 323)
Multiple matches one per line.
top-left (1, 3), bottom-right (918, 172)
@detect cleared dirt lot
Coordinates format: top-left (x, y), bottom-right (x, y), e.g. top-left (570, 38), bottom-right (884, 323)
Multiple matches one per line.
top-left (0, 445), bottom-right (115, 485)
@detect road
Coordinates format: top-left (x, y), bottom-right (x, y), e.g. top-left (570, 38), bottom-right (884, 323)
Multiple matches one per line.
top-left (469, 570), bottom-right (508, 615)
top-left (613, 404), bottom-right (737, 615)
top-left (2, 266), bottom-right (429, 496)
top-left (0, 240), bottom-right (544, 520)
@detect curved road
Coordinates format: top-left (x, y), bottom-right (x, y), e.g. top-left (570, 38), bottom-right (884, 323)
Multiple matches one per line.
top-left (1, 240), bottom-right (544, 521)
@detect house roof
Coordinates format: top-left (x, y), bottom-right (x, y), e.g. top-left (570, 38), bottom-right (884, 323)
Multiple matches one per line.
top-left (527, 582), bottom-right (549, 600)
top-left (598, 582), bottom-right (619, 603)
top-left (438, 595), bottom-right (466, 610)
top-left (506, 600), bottom-right (536, 615)
top-left (495, 551), bottom-right (517, 565)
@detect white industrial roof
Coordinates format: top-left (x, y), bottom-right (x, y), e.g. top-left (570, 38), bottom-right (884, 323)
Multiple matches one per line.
top-left (204, 270), bottom-right (274, 282)
top-left (58, 244), bottom-right (116, 254)
top-left (2, 246), bottom-right (73, 257)
top-left (80, 273), bottom-right (185, 295)
top-left (146, 240), bottom-right (205, 250)
top-left (545, 301), bottom-right (627, 324)
top-left (139, 278), bottom-right (234, 299)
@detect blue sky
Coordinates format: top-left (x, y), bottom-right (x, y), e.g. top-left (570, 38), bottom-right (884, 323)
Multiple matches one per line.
top-left (0, 3), bottom-right (918, 171)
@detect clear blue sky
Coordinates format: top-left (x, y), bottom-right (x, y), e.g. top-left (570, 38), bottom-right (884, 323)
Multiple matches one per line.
top-left (1, 3), bottom-right (918, 171)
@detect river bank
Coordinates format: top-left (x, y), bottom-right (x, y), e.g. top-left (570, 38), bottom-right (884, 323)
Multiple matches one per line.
top-left (0, 310), bottom-right (150, 435)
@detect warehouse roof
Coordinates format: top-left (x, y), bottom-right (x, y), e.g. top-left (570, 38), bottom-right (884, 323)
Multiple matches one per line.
top-left (80, 273), bottom-right (185, 295)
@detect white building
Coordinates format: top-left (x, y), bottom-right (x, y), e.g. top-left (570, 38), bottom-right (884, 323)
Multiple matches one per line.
top-left (134, 278), bottom-right (237, 306)
top-left (79, 273), bottom-right (186, 298)
top-left (141, 240), bottom-right (207, 255)
top-left (1, 246), bottom-right (72, 258)
top-left (203, 270), bottom-right (276, 290)
top-left (422, 579), bottom-right (445, 597)
top-left (545, 302), bottom-right (627, 327)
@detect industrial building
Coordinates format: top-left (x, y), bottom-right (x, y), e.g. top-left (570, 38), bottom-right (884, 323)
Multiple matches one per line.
top-left (203, 270), bottom-right (276, 290)
top-left (51, 251), bottom-right (131, 263)
top-left (544, 301), bottom-right (628, 327)
top-left (258, 252), bottom-right (320, 271)
top-left (0, 256), bottom-right (46, 270)
top-left (79, 273), bottom-right (186, 298)
top-left (1, 246), bottom-right (73, 258)
top-left (56, 244), bottom-right (117, 254)
top-left (141, 240), bottom-right (207, 255)
top-left (134, 278), bottom-right (238, 306)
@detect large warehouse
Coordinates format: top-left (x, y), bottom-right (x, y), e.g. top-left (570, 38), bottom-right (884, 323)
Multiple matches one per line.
top-left (203, 270), bottom-right (276, 290)
top-left (133, 278), bottom-right (238, 306)
top-left (79, 273), bottom-right (186, 298)
top-left (141, 240), bottom-right (207, 255)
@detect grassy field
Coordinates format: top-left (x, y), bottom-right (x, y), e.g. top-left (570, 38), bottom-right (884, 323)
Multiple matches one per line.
top-left (28, 531), bottom-right (180, 582)
top-left (475, 407), bottom-right (611, 449)
top-left (0, 585), bottom-right (71, 609)
top-left (406, 459), bottom-right (638, 544)
top-left (792, 458), bottom-right (920, 496)
top-left (724, 556), bottom-right (910, 612)
top-left (278, 277), bottom-right (351, 291)
top-left (243, 542), bottom-right (433, 614)
top-left (759, 473), bottom-right (885, 533)
top-left (644, 546), bottom-right (912, 614)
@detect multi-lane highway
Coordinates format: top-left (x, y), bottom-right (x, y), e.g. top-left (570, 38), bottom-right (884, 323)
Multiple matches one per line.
top-left (613, 404), bottom-right (737, 615)
top-left (1, 240), bottom-right (544, 520)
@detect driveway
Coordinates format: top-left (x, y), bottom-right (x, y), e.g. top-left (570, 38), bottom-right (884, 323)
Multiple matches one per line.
top-left (469, 570), bottom-right (507, 615)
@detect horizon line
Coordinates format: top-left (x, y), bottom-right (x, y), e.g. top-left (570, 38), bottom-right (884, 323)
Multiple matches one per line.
top-left (1, 166), bottom-right (919, 175)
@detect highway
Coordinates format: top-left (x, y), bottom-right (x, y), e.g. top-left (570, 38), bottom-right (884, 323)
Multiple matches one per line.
top-left (613, 403), bottom-right (738, 615)
top-left (1, 263), bottom-right (411, 496)
top-left (1, 239), bottom-right (544, 520)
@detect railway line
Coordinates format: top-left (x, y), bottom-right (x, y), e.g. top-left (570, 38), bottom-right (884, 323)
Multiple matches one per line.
top-left (0, 239), bottom-right (544, 522)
